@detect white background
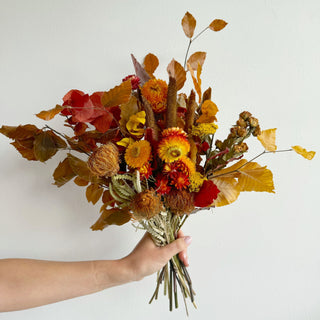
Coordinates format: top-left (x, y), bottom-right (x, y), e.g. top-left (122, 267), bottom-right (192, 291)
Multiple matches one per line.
top-left (0, 0), bottom-right (319, 319)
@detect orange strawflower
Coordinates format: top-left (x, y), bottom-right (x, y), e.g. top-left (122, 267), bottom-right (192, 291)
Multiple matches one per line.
top-left (141, 79), bottom-right (168, 113)
top-left (158, 135), bottom-right (190, 163)
top-left (125, 140), bottom-right (151, 168)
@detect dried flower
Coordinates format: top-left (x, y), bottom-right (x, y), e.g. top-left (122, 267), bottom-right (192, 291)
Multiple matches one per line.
top-left (88, 142), bottom-right (119, 177)
top-left (141, 79), bottom-right (168, 113)
top-left (249, 116), bottom-right (259, 128)
top-left (189, 172), bottom-right (206, 192)
top-left (164, 190), bottom-right (194, 216)
top-left (191, 123), bottom-right (218, 138)
top-left (158, 135), bottom-right (190, 163)
top-left (122, 74), bottom-right (140, 90)
top-left (239, 111), bottom-right (252, 120)
top-left (125, 140), bottom-right (151, 168)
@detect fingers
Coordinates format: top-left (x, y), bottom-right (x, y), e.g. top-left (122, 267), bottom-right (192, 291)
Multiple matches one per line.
top-left (162, 235), bottom-right (192, 264)
top-left (177, 230), bottom-right (190, 266)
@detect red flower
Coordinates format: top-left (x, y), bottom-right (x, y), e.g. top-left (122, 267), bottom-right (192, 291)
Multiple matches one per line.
top-left (194, 180), bottom-right (220, 207)
top-left (155, 175), bottom-right (171, 195)
top-left (122, 75), bottom-right (140, 90)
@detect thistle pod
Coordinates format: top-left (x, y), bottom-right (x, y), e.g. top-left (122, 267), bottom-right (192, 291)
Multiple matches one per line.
top-left (87, 142), bottom-right (119, 177)
top-left (164, 190), bottom-right (194, 216)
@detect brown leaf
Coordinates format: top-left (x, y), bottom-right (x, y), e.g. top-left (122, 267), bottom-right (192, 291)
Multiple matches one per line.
top-left (33, 131), bottom-right (58, 162)
top-left (101, 80), bottom-right (132, 108)
top-left (292, 146), bottom-right (316, 160)
top-left (143, 53), bottom-right (159, 77)
top-left (187, 63), bottom-right (202, 102)
top-left (86, 183), bottom-right (103, 205)
top-left (212, 177), bottom-right (241, 207)
top-left (187, 52), bottom-right (206, 70)
top-left (0, 124), bottom-right (41, 140)
top-left (209, 19), bottom-right (228, 31)
top-left (257, 129), bottom-right (277, 152)
top-left (67, 153), bottom-right (92, 181)
top-left (91, 206), bottom-right (131, 230)
top-left (11, 139), bottom-right (37, 161)
top-left (102, 190), bottom-right (116, 206)
top-left (53, 158), bottom-right (76, 187)
top-left (181, 12), bottom-right (196, 38)
top-left (167, 59), bottom-right (186, 91)
top-left (74, 176), bottom-right (89, 186)
top-left (36, 105), bottom-right (63, 121)
top-left (131, 54), bottom-right (151, 85)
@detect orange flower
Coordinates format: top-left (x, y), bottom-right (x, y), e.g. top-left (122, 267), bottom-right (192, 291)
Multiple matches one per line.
top-left (125, 140), bottom-right (151, 168)
top-left (158, 135), bottom-right (190, 163)
top-left (141, 79), bottom-right (168, 113)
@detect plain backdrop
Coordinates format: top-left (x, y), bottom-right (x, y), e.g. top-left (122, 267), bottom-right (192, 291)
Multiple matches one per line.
top-left (0, 0), bottom-right (319, 319)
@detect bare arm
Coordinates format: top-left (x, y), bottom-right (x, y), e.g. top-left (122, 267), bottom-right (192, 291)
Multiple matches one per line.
top-left (0, 231), bottom-right (191, 312)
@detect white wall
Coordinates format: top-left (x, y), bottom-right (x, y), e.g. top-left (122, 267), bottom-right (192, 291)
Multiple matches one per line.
top-left (0, 0), bottom-right (319, 319)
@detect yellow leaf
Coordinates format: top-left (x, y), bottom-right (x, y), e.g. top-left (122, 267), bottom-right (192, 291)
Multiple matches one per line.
top-left (211, 159), bottom-right (247, 179)
top-left (101, 80), bottom-right (132, 108)
top-left (187, 52), bottom-right (207, 70)
top-left (143, 53), bottom-right (159, 77)
top-left (257, 128), bottom-right (277, 152)
top-left (36, 105), bottom-right (63, 121)
top-left (86, 183), bottom-right (103, 205)
top-left (212, 177), bottom-right (241, 207)
top-left (209, 19), bottom-right (228, 31)
top-left (292, 146), bottom-right (316, 160)
top-left (119, 96), bottom-right (139, 136)
top-left (187, 63), bottom-right (202, 102)
top-left (237, 162), bottom-right (275, 193)
top-left (197, 100), bottom-right (219, 123)
top-left (167, 59), bottom-right (186, 91)
top-left (181, 12), bottom-right (196, 38)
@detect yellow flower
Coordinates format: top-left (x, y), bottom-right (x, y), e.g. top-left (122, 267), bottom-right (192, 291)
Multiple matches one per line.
top-left (189, 172), bottom-right (206, 192)
top-left (117, 137), bottom-right (135, 148)
top-left (126, 111), bottom-right (146, 138)
top-left (158, 136), bottom-right (190, 163)
top-left (191, 123), bottom-right (218, 139)
top-left (125, 140), bottom-right (151, 168)
top-left (197, 100), bottom-right (219, 123)
top-left (141, 79), bottom-right (168, 113)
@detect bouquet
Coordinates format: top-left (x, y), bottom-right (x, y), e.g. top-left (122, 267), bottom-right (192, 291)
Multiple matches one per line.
top-left (0, 12), bottom-right (315, 314)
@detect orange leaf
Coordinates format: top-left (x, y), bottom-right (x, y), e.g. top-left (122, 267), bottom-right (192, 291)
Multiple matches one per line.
top-left (167, 59), bottom-right (187, 91)
top-left (181, 12), bottom-right (196, 38)
top-left (33, 131), bottom-right (58, 162)
top-left (209, 19), bottom-right (228, 31)
top-left (86, 183), bottom-right (103, 205)
top-left (36, 105), bottom-right (63, 121)
top-left (101, 80), bottom-right (132, 108)
top-left (257, 128), bottom-right (277, 152)
top-left (11, 139), bottom-right (37, 161)
top-left (53, 158), bottom-right (76, 187)
top-left (292, 146), bottom-right (316, 160)
top-left (197, 100), bottom-right (219, 123)
top-left (91, 206), bottom-right (131, 230)
top-left (143, 53), bottom-right (159, 77)
top-left (187, 51), bottom-right (206, 70)
top-left (74, 176), bottom-right (89, 186)
top-left (102, 190), bottom-right (116, 206)
top-left (212, 177), bottom-right (241, 207)
top-left (0, 124), bottom-right (41, 140)
top-left (187, 63), bottom-right (202, 102)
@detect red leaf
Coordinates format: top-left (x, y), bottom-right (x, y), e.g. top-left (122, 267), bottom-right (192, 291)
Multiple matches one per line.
top-left (194, 180), bottom-right (220, 207)
top-left (90, 111), bottom-right (114, 133)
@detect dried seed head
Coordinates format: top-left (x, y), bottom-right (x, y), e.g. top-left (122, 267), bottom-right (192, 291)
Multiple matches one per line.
top-left (249, 116), bottom-right (259, 128)
top-left (239, 111), bottom-right (252, 121)
top-left (164, 190), bottom-right (194, 216)
top-left (215, 139), bottom-right (223, 150)
top-left (237, 127), bottom-right (248, 137)
top-left (87, 142), bottom-right (119, 177)
top-left (252, 125), bottom-right (262, 137)
top-left (131, 189), bottom-right (163, 220)
top-left (236, 118), bottom-right (247, 128)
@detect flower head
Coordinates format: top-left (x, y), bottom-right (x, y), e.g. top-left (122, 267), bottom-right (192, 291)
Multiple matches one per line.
top-left (191, 123), bottom-right (218, 139)
top-left (194, 180), bottom-right (220, 207)
top-left (141, 79), bottom-right (168, 113)
top-left (122, 75), bottom-right (140, 90)
top-left (158, 136), bottom-right (190, 163)
top-left (164, 190), bottom-right (194, 216)
top-left (125, 140), bottom-right (151, 168)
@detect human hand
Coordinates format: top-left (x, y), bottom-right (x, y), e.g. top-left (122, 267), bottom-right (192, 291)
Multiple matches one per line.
top-left (121, 230), bottom-right (192, 282)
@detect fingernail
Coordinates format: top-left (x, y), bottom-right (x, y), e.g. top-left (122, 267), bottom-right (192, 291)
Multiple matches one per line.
top-left (184, 236), bottom-right (192, 245)
top-left (186, 257), bottom-right (189, 266)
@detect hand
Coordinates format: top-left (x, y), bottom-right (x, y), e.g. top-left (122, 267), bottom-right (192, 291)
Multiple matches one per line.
top-left (122, 230), bottom-right (192, 281)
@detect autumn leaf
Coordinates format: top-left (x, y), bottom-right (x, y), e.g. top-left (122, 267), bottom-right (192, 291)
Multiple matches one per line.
top-left (211, 159), bottom-right (247, 179)
top-left (237, 162), bottom-right (275, 193)
top-left (102, 190), bottom-right (116, 206)
top-left (143, 53), bottom-right (159, 77)
top-left (11, 139), bottom-right (37, 161)
top-left (119, 96), bottom-right (139, 136)
top-left (67, 153), bottom-right (92, 182)
top-left (131, 54), bottom-right (150, 85)
top-left (257, 128), bottom-right (277, 152)
top-left (196, 100), bottom-right (219, 123)
top-left (33, 131), bottom-right (59, 162)
top-left (36, 105), bottom-right (63, 121)
top-left (53, 158), bottom-right (76, 187)
top-left (292, 146), bottom-right (316, 160)
top-left (212, 177), bottom-right (241, 207)
top-left (86, 183), bottom-right (103, 205)
top-left (187, 52), bottom-right (206, 70)
top-left (181, 12), bottom-right (196, 38)
top-left (167, 59), bottom-right (187, 91)
top-left (0, 124), bottom-right (41, 140)
top-left (74, 176), bottom-right (89, 186)
top-left (101, 80), bottom-right (132, 108)
top-left (187, 63), bottom-right (202, 102)
top-left (91, 206), bottom-right (131, 230)
top-left (209, 19), bottom-right (228, 31)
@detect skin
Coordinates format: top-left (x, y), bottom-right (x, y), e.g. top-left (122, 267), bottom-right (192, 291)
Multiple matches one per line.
top-left (0, 230), bottom-right (191, 312)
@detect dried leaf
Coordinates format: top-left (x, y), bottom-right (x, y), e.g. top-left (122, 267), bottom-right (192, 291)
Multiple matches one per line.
top-left (74, 176), bottom-right (89, 186)
top-left (187, 52), bottom-right (206, 70)
top-left (209, 19), bottom-right (228, 31)
top-left (0, 124), bottom-right (41, 140)
top-left (91, 206), bottom-right (131, 230)
top-left (102, 190), bottom-right (116, 206)
top-left (167, 59), bottom-right (186, 91)
top-left (131, 54), bottom-right (150, 85)
top-left (237, 162), bottom-right (275, 193)
top-left (143, 53), bottom-right (159, 77)
top-left (257, 128), bottom-right (277, 152)
top-left (292, 146), bottom-right (316, 160)
top-left (11, 139), bottom-right (37, 161)
top-left (36, 105), bottom-right (63, 121)
top-left (211, 159), bottom-right (247, 179)
top-left (86, 183), bottom-right (103, 205)
top-left (67, 153), bottom-right (92, 181)
top-left (101, 80), bottom-right (132, 108)
top-left (181, 12), bottom-right (196, 38)
top-left (212, 177), bottom-right (241, 207)
top-left (33, 131), bottom-right (58, 162)
top-left (187, 63), bottom-right (202, 102)
top-left (119, 96), bottom-right (139, 136)
top-left (53, 158), bottom-right (76, 187)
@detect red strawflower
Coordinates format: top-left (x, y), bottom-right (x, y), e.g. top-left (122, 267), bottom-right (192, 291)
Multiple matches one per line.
top-left (170, 172), bottom-right (190, 190)
top-left (155, 175), bottom-right (171, 195)
top-left (122, 75), bottom-right (140, 90)
top-left (194, 180), bottom-right (220, 207)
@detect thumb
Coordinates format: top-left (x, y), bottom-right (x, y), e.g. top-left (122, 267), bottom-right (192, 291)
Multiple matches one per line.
top-left (161, 236), bottom-right (192, 259)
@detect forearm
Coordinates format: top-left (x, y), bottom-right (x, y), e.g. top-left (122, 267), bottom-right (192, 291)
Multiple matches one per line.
top-left (0, 258), bottom-right (131, 312)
